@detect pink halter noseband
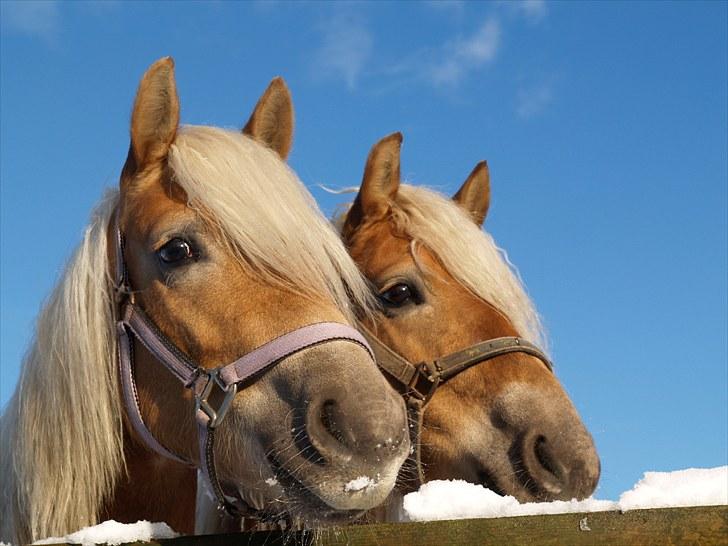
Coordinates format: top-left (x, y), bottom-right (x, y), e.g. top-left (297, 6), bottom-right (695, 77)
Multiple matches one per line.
top-left (113, 210), bottom-right (374, 516)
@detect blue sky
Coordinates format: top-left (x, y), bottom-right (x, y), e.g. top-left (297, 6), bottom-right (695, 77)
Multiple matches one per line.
top-left (1, 1), bottom-right (726, 502)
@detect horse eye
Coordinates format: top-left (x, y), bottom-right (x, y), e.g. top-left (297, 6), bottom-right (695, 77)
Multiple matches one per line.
top-left (379, 283), bottom-right (416, 307)
top-left (158, 238), bottom-right (195, 265)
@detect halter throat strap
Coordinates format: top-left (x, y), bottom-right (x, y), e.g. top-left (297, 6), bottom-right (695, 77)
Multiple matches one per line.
top-left (113, 212), bottom-right (374, 516)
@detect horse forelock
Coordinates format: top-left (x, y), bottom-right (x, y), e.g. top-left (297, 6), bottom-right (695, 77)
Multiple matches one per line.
top-left (334, 184), bottom-right (547, 351)
top-left (168, 126), bottom-right (375, 322)
top-left (390, 184), bottom-right (548, 351)
top-left (1, 190), bottom-right (124, 544)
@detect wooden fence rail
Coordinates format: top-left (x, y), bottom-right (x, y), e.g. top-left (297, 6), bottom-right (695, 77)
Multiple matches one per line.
top-left (51, 506), bottom-right (727, 546)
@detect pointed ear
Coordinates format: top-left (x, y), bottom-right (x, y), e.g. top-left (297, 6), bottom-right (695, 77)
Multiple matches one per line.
top-left (453, 161), bottom-right (490, 226)
top-left (243, 77), bottom-right (294, 160)
top-left (127, 57), bottom-right (179, 175)
top-left (343, 132), bottom-right (402, 239)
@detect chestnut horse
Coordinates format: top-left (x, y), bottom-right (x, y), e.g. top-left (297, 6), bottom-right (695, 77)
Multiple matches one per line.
top-left (340, 134), bottom-right (600, 514)
top-left (0, 59), bottom-right (409, 544)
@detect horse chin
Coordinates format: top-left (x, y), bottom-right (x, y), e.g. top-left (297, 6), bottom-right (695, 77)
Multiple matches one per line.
top-left (232, 479), bottom-right (367, 527)
top-left (276, 491), bottom-right (367, 526)
top-left (258, 454), bottom-right (397, 522)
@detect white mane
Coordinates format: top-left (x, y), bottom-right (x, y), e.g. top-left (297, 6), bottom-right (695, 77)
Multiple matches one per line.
top-left (392, 185), bottom-right (547, 349)
top-left (337, 183), bottom-right (547, 350)
top-left (0, 125), bottom-right (375, 544)
top-left (1, 191), bottom-right (121, 545)
top-left (169, 126), bottom-right (374, 319)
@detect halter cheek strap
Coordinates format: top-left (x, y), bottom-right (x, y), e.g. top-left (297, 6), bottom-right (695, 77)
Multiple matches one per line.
top-left (113, 213), bottom-right (374, 515)
top-left (360, 325), bottom-right (553, 489)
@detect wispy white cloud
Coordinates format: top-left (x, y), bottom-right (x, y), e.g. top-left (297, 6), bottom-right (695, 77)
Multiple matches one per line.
top-left (428, 18), bottom-right (501, 86)
top-left (313, 12), bottom-right (373, 90)
top-left (311, 3), bottom-right (546, 96)
top-left (516, 80), bottom-right (554, 119)
top-left (1, 0), bottom-right (60, 41)
top-left (456, 18), bottom-right (500, 62)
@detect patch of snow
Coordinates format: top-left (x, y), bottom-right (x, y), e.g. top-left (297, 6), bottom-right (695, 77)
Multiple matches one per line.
top-left (33, 520), bottom-right (178, 546)
top-left (402, 466), bottom-right (728, 522)
top-left (2, 541), bottom-right (13, 546)
top-left (344, 476), bottom-right (375, 492)
top-left (265, 477), bottom-right (279, 486)
top-left (402, 480), bottom-right (615, 521)
top-left (619, 466), bottom-right (728, 510)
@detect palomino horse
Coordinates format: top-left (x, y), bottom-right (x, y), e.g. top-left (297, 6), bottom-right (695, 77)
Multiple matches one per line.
top-left (340, 133), bottom-right (600, 509)
top-left (0, 59), bottom-right (410, 544)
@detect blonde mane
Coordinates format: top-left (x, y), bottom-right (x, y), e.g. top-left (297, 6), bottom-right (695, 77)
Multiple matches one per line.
top-left (1, 191), bottom-right (121, 544)
top-left (338, 184), bottom-right (547, 350)
top-left (169, 126), bottom-right (374, 320)
top-left (1, 125), bottom-right (375, 544)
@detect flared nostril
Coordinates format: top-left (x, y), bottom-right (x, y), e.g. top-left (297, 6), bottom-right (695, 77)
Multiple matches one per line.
top-left (305, 392), bottom-right (410, 467)
top-left (305, 397), bottom-right (355, 464)
top-left (319, 399), bottom-right (349, 448)
top-left (520, 429), bottom-right (600, 501)
top-left (519, 431), bottom-right (564, 497)
top-left (533, 435), bottom-right (563, 481)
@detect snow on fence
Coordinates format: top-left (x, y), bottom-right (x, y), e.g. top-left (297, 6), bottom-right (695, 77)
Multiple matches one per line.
top-left (35, 507), bottom-right (728, 546)
top-left (402, 466), bottom-right (728, 521)
top-left (35, 467), bottom-right (728, 546)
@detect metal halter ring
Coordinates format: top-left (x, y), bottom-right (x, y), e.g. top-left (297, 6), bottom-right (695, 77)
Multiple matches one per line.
top-left (408, 361), bottom-right (441, 403)
top-left (195, 369), bottom-right (238, 429)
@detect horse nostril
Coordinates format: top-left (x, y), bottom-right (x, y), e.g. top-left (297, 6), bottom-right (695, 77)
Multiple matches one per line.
top-left (519, 428), bottom-right (600, 501)
top-left (534, 435), bottom-right (561, 480)
top-left (518, 430), bottom-right (566, 498)
top-left (305, 389), bottom-right (410, 469)
top-left (320, 399), bottom-right (349, 448)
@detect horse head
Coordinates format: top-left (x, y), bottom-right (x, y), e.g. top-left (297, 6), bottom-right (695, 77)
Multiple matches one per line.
top-left (341, 133), bottom-right (600, 502)
top-left (0, 60), bottom-right (411, 544)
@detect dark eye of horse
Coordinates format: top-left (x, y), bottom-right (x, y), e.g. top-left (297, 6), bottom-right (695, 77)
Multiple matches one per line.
top-left (379, 283), bottom-right (416, 307)
top-left (158, 238), bottom-right (195, 265)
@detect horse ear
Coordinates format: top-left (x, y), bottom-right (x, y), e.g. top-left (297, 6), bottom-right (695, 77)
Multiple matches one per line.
top-left (243, 77), bottom-right (294, 160)
top-left (127, 57), bottom-right (180, 174)
top-left (453, 161), bottom-right (490, 226)
top-left (343, 132), bottom-right (403, 238)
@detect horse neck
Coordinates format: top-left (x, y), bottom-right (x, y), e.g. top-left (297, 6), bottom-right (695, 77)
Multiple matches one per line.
top-left (100, 429), bottom-right (196, 534)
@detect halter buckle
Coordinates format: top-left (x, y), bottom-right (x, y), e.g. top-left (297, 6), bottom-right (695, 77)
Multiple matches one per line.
top-left (195, 370), bottom-right (238, 429)
top-left (114, 283), bottom-right (136, 305)
top-left (408, 361), bottom-right (441, 404)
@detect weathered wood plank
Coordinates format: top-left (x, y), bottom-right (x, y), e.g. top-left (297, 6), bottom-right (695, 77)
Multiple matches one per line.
top-left (49, 506), bottom-right (728, 546)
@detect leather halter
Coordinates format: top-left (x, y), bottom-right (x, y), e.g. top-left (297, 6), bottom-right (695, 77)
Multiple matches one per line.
top-left (112, 211), bottom-right (374, 516)
top-left (360, 325), bottom-right (553, 488)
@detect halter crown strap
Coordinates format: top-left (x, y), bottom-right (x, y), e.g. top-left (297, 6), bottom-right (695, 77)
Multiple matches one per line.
top-left (113, 213), bottom-right (374, 515)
